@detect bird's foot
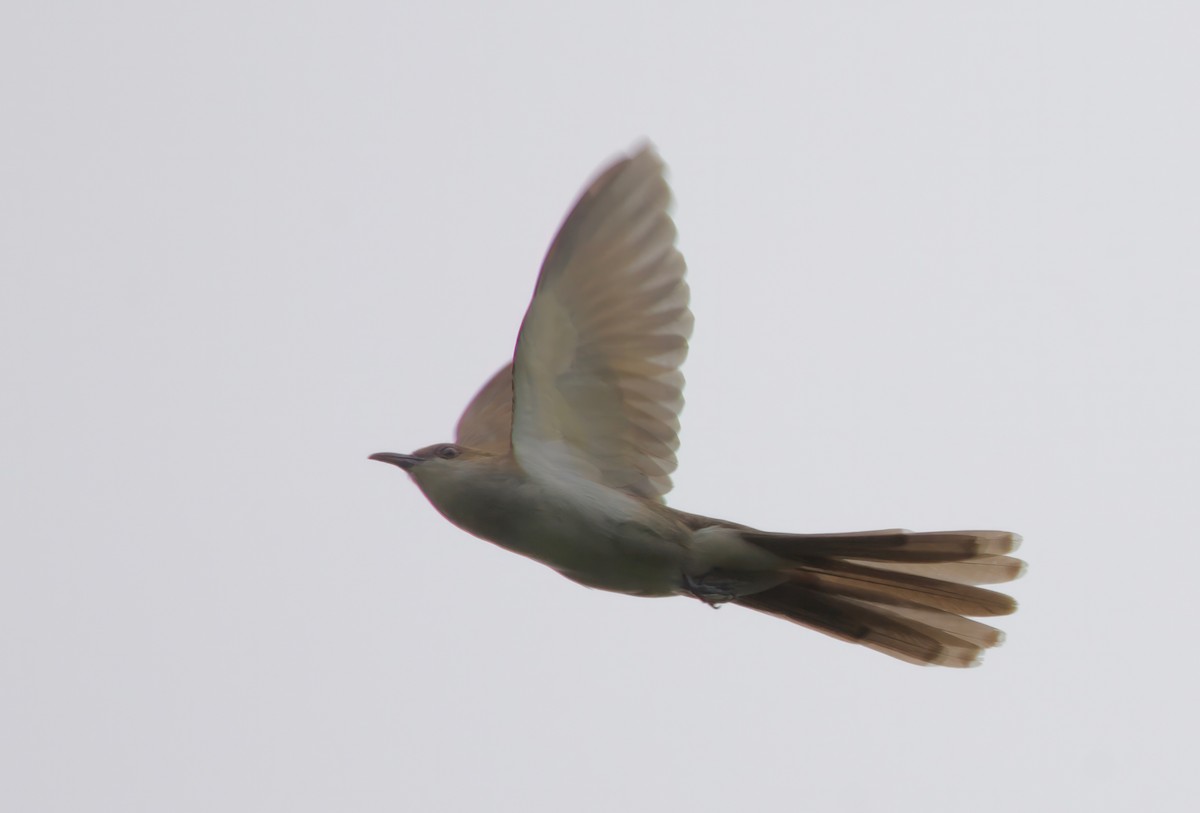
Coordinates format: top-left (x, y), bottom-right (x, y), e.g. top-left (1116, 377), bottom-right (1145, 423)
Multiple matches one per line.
top-left (681, 571), bottom-right (737, 608)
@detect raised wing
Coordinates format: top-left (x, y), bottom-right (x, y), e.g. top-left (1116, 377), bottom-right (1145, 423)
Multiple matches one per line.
top-left (455, 363), bottom-right (513, 454)
top-left (509, 146), bottom-right (692, 500)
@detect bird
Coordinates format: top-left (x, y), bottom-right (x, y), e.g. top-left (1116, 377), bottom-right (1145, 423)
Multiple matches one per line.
top-left (370, 144), bottom-right (1024, 668)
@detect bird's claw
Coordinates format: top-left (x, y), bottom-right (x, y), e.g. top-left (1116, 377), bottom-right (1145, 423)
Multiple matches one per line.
top-left (681, 571), bottom-right (737, 608)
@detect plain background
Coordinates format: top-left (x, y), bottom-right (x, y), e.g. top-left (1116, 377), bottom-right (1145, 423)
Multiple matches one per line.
top-left (3, 2), bottom-right (1198, 811)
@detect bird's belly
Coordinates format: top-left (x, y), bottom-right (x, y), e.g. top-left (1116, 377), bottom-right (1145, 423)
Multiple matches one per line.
top-left (500, 514), bottom-right (686, 596)
top-left (440, 480), bottom-right (689, 597)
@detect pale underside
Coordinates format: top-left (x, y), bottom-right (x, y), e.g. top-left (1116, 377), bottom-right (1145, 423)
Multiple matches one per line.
top-left (432, 146), bottom-right (1026, 668)
top-left (455, 146), bottom-right (692, 501)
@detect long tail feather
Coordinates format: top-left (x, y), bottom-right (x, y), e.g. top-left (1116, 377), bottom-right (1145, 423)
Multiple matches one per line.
top-left (731, 529), bottom-right (1024, 667)
top-left (741, 528), bottom-right (1021, 563)
top-left (849, 555), bottom-right (1026, 586)
top-left (788, 559), bottom-right (1016, 616)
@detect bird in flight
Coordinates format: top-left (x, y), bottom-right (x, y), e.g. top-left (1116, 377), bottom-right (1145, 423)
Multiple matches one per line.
top-left (371, 145), bottom-right (1024, 667)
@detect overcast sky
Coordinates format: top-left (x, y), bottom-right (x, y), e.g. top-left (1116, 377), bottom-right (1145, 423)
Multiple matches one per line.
top-left (4, 3), bottom-right (1199, 811)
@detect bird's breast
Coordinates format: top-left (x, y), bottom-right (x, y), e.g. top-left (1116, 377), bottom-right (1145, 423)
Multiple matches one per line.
top-left (420, 469), bottom-right (690, 596)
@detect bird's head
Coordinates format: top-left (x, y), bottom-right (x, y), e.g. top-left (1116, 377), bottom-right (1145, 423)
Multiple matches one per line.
top-left (369, 442), bottom-right (503, 499)
top-left (369, 442), bottom-right (465, 472)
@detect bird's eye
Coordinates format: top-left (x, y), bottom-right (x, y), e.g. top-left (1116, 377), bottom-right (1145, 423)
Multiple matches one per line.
top-left (437, 445), bottom-right (460, 459)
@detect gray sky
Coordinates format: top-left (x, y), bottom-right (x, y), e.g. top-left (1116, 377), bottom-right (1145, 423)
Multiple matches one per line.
top-left (3, 2), bottom-right (1198, 811)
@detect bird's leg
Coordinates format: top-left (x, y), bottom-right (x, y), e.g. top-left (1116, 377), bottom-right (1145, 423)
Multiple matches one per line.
top-left (680, 571), bottom-right (738, 608)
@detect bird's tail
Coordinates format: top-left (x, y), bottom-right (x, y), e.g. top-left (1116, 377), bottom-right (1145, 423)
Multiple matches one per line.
top-left (732, 529), bottom-right (1025, 668)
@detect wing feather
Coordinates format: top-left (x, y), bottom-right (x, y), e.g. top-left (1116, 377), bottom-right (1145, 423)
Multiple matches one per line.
top-left (509, 146), bottom-right (692, 500)
top-left (454, 363), bottom-right (513, 454)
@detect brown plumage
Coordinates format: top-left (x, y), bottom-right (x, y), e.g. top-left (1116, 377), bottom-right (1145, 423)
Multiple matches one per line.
top-left (733, 529), bottom-right (1023, 667)
top-left (373, 144), bottom-right (1024, 669)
